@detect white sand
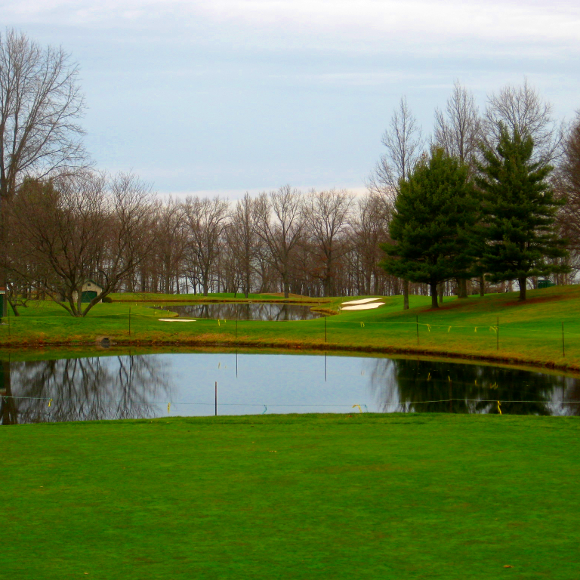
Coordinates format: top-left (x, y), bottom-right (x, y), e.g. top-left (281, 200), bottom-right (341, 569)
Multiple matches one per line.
top-left (341, 297), bottom-right (382, 305)
top-left (158, 318), bottom-right (197, 322)
top-left (341, 303), bottom-right (384, 311)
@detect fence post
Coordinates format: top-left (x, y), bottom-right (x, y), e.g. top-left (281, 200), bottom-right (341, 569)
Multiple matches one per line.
top-left (215, 381), bottom-right (218, 416)
top-left (562, 321), bottom-right (565, 357)
top-left (496, 316), bottom-right (499, 351)
top-left (324, 316), bottom-right (327, 343)
top-left (416, 316), bottom-right (419, 346)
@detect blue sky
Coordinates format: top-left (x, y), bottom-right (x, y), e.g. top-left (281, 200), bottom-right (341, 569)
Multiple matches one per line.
top-left (3, 0), bottom-right (579, 199)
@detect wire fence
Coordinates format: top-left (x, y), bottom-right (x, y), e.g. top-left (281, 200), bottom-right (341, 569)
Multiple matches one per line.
top-left (2, 311), bottom-right (580, 362)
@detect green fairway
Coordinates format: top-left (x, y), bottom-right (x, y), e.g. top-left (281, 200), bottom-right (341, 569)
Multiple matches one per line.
top-left (2, 285), bottom-right (580, 371)
top-left (2, 413), bottom-right (579, 579)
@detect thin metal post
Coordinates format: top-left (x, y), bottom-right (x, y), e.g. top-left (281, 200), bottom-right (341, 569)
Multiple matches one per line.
top-left (416, 316), bottom-right (419, 346)
top-left (129, 307), bottom-right (131, 337)
top-left (215, 381), bottom-right (218, 416)
top-left (496, 316), bottom-right (499, 351)
top-left (562, 321), bottom-right (565, 357)
top-left (324, 316), bottom-right (327, 342)
top-left (235, 317), bottom-right (238, 340)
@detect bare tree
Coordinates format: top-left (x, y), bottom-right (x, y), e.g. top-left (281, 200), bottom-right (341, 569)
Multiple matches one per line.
top-left (183, 196), bottom-right (229, 296)
top-left (253, 185), bottom-right (304, 299)
top-left (557, 112), bottom-right (580, 272)
top-left (483, 79), bottom-right (564, 166)
top-left (369, 97), bottom-right (424, 308)
top-left (434, 81), bottom-right (481, 170)
top-left (434, 81), bottom-right (482, 298)
top-left (226, 193), bottom-right (260, 297)
top-left (305, 188), bottom-right (354, 297)
top-left (349, 192), bottom-right (391, 295)
top-left (7, 171), bottom-right (154, 316)
top-left (0, 30), bottom-right (87, 314)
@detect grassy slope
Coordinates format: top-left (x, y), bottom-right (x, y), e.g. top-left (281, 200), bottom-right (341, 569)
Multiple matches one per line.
top-left (2, 285), bottom-right (580, 370)
top-left (2, 413), bottom-right (579, 579)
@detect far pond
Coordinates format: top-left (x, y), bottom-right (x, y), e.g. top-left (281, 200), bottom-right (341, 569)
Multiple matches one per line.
top-left (157, 303), bottom-right (323, 320)
top-left (2, 351), bottom-right (580, 424)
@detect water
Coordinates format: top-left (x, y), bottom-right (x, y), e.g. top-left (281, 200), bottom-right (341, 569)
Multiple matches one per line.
top-left (2, 352), bottom-right (579, 424)
top-left (157, 303), bottom-right (323, 320)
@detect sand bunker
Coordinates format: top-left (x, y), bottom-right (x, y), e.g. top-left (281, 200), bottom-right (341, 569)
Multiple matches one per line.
top-left (158, 318), bottom-right (197, 322)
top-left (341, 303), bottom-right (384, 311)
top-left (341, 297), bottom-right (382, 306)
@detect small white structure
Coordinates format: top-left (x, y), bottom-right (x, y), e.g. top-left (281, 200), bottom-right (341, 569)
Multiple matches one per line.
top-left (72, 280), bottom-right (104, 304)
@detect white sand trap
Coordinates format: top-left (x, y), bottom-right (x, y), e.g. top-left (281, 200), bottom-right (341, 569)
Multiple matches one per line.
top-left (342, 297), bottom-right (382, 305)
top-left (158, 318), bottom-right (197, 322)
top-left (341, 303), bottom-right (384, 311)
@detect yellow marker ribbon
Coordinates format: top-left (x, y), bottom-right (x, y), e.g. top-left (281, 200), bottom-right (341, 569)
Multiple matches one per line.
top-left (497, 401), bottom-right (502, 415)
top-left (360, 322), bottom-right (365, 328)
top-left (448, 326), bottom-right (452, 333)
top-left (427, 372), bottom-right (431, 381)
top-left (474, 326), bottom-right (478, 332)
top-left (427, 324), bottom-right (431, 332)
top-left (48, 399), bottom-right (52, 407)
top-left (352, 404), bottom-right (362, 413)
top-left (167, 402), bottom-right (171, 414)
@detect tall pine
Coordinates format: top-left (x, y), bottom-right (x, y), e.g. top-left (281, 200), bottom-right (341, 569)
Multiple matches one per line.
top-left (380, 148), bottom-right (478, 308)
top-left (477, 124), bottom-right (568, 301)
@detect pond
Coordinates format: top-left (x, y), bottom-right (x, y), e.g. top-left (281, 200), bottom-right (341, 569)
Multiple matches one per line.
top-left (157, 302), bottom-right (323, 320)
top-left (2, 351), bottom-right (579, 424)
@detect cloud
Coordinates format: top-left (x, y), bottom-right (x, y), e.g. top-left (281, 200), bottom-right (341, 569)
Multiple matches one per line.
top-left (4, 0), bottom-right (579, 53)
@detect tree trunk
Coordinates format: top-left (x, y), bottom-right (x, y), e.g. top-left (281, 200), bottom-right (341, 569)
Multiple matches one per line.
top-left (438, 282), bottom-right (444, 305)
top-left (479, 275), bottom-right (485, 297)
top-left (430, 282), bottom-right (439, 308)
top-left (403, 279), bottom-right (409, 310)
top-left (518, 277), bottom-right (527, 301)
top-left (457, 278), bottom-right (468, 298)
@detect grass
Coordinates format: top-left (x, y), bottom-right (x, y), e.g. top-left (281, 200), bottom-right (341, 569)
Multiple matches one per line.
top-left (2, 413), bottom-right (579, 579)
top-left (3, 285), bottom-right (580, 371)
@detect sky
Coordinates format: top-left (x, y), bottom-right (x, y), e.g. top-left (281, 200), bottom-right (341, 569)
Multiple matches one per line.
top-left (3, 0), bottom-right (579, 199)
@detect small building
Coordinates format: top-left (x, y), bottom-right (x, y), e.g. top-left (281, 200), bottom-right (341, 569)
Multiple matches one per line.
top-left (71, 280), bottom-right (104, 304)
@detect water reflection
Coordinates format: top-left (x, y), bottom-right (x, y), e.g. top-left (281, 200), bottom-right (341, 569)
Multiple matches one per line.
top-left (2, 352), bottom-right (580, 424)
top-left (368, 358), bottom-right (580, 415)
top-left (1, 356), bottom-right (171, 425)
top-left (159, 303), bottom-right (322, 321)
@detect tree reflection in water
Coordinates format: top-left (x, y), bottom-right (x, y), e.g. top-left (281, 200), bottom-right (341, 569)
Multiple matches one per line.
top-left (1, 355), bottom-right (171, 425)
top-left (367, 358), bottom-right (580, 416)
top-left (160, 303), bottom-right (321, 321)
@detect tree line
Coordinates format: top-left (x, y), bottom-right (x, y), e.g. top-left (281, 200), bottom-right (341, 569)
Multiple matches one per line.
top-left (1, 30), bottom-right (579, 316)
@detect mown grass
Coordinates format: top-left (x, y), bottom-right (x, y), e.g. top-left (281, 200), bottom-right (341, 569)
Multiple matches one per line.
top-left (2, 413), bottom-right (579, 579)
top-left (2, 285), bottom-right (580, 370)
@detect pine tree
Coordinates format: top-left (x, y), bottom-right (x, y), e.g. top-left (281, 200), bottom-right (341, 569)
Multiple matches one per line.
top-left (477, 124), bottom-right (569, 301)
top-left (380, 148), bottom-right (478, 308)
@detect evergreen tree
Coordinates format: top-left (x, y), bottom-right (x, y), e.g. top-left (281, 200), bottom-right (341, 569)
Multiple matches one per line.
top-left (477, 124), bottom-right (569, 301)
top-left (380, 148), bottom-right (478, 308)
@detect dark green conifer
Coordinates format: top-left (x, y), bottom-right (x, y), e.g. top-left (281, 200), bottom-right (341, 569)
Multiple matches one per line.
top-left (477, 124), bottom-right (569, 301)
top-left (380, 147), bottom-right (478, 308)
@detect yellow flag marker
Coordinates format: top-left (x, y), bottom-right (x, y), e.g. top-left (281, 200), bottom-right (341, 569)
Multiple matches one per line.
top-left (427, 372), bottom-right (431, 381)
top-left (497, 401), bottom-right (502, 415)
top-left (448, 326), bottom-right (452, 333)
top-left (48, 399), bottom-right (52, 407)
top-left (168, 402), bottom-right (171, 414)
top-left (352, 404), bottom-right (362, 413)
